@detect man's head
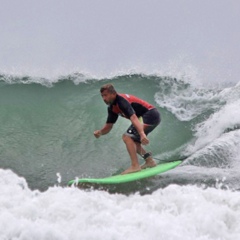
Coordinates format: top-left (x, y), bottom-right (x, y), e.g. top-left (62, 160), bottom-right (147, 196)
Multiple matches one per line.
top-left (100, 84), bottom-right (117, 105)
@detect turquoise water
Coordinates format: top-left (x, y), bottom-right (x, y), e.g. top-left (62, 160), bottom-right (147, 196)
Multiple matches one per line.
top-left (1, 1), bottom-right (240, 239)
top-left (0, 75), bottom-right (191, 191)
top-left (1, 73), bottom-right (240, 240)
top-left (1, 74), bottom-right (239, 193)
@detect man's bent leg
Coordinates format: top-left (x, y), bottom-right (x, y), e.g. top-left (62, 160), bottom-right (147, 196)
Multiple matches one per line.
top-left (135, 143), bottom-right (156, 169)
top-left (121, 134), bottom-right (141, 174)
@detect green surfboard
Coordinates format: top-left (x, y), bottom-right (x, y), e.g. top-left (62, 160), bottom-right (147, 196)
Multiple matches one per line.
top-left (68, 160), bottom-right (182, 186)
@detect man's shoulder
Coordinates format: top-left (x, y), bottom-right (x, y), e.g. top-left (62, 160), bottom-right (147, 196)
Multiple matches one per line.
top-left (118, 93), bottom-right (131, 98)
top-left (116, 94), bottom-right (131, 106)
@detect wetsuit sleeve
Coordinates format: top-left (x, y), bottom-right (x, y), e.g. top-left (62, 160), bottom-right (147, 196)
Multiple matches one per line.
top-left (106, 107), bottom-right (119, 124)
top-left (118, 97), bottom-right (135, 118)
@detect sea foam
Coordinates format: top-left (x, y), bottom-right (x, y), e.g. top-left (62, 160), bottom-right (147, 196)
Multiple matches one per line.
top-left (1, 169), bottom-right (240, 240)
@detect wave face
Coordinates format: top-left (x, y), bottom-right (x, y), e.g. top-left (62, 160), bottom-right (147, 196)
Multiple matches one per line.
top-left (1, 1), bottom-right (240, 238)
top-left (0, 73), bottom-right (239, 191)
top-left (1, 73), bottom-right (240, 239)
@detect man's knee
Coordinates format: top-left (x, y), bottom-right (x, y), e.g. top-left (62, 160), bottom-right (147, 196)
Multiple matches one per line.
top-left (122, 133), bottom-right (131, 143)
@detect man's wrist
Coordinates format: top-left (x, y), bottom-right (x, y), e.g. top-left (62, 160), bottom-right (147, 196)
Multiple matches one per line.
top-left (139, 131), bottom-right (145, 136)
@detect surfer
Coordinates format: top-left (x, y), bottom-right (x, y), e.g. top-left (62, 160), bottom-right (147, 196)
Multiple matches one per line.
top-left (94, 83), bottom-right (161, 174)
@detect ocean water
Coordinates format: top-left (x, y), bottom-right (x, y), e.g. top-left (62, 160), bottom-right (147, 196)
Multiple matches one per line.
top-left (0, 73), bottom-right (240, 240)
top-left (1, 1), bottom-right (240, 239)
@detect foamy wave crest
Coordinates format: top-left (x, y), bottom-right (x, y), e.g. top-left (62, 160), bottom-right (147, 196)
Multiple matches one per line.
top-left (1, 169), bottom-right (240, 240)
top-left (0, 72), bottom-right (92, 87)
top-left (193, 100), bottom-right (240, 149)
top-left (154, 77), bottom-right (225, 121)
top-left (184, 98), bottom-right (240, 168)
top-left (185, 130), bottom-right (240, 169)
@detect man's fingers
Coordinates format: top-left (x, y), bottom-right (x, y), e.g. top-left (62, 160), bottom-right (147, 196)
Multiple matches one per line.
top-left (141, 137), bottom-right (149, 145)
top-left (94, 130), bottom-right (101, 138)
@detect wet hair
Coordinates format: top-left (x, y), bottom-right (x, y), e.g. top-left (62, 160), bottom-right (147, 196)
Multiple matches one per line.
top-left (100, 84), bottom-right (117, 94)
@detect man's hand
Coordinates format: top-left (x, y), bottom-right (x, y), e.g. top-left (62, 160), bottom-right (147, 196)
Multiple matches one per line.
top-left (130, 114), bottom-right (149, 145)
top-left (94, 130), bottom-right (102, 138)
top-left (93, 124), bottom-right (113, 138)
top-left (140, 132), bottom-right (149, 145)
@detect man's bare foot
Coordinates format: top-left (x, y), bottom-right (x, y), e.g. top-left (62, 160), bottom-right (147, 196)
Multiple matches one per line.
top-left (141, 160), bottom-right (156, 169)
top-left (121, 166), bottom-right (141, 175)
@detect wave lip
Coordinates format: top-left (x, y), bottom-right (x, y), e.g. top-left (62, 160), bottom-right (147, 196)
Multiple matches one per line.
top-left (154, 77), bottom-right (225, 121)
top-left (0, 72), bottom-right (93, 87)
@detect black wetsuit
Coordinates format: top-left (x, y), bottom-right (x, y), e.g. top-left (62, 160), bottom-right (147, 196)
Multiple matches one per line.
top-left (106, 94), bottom-right (161, 142)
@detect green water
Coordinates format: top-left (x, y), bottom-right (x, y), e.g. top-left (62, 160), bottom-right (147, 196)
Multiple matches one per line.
top-left (0, 75), bottom-right (194, 190)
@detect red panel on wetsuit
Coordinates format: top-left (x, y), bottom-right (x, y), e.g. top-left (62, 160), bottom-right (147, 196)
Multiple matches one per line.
top-left (118, 93), bottom-right (154, 110)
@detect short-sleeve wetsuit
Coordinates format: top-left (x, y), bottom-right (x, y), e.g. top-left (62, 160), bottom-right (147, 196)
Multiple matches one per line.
top-left (106, 94), bottom-right (161, 142)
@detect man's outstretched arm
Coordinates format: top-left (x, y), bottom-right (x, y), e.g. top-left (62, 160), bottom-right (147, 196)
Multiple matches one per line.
top-left (94, 123), bottom-right (113, 138)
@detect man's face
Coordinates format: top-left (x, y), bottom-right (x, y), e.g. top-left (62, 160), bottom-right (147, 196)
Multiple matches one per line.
top-left (101, 90), bottom-right (116, 105)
